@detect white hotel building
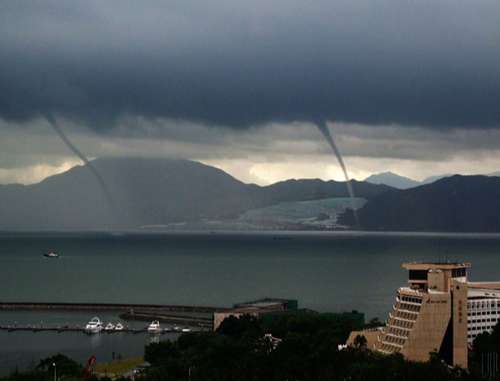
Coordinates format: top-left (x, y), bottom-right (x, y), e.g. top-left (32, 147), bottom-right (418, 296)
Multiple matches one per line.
top-left (467, 284), bottom-right (500, 344)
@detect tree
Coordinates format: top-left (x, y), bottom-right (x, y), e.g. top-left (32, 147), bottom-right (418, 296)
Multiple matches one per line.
top-left (365, 317), bottom-right (384, 328)
top-left (36, 354), bottom-right (82, 379)
top-left (353, 335), bottom-right (367, 350)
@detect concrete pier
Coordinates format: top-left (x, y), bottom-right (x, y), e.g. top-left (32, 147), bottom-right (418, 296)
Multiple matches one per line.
top-left (0, 324), bottom-right (193, 333)
top-left (0, 298), bottom-right (297, 331)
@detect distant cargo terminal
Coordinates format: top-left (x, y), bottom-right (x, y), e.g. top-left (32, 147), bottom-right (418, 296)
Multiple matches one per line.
top-left (347, 262), bottom-right (500, 368)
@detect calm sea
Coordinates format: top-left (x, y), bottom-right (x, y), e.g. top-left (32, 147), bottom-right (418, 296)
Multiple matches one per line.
top-left (1, 231), bottom-right (500, 373)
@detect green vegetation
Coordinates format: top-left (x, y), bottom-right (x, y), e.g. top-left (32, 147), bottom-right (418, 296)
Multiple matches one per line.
top-left (1, 354), bottom-right (82, 381)
top-left (472, 322), bottom-right (500, 355)
top-left (2, 313), bottom-right (499, 381)
top-left (139, 312), bottom-right (482, 381)
top-left (142, 311), bottom-right (364, 381)
top-left (470, 323), bottom-right (500, 379)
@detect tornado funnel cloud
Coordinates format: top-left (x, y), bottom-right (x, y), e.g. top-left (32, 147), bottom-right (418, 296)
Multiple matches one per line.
top-left (44, 114), bottom-right (116, 215)
top-left (315, 121), bottom-right (360, 228)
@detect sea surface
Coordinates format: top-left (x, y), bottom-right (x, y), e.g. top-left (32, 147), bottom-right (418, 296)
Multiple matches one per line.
top-left (1, 231), bottom-right (500, 374)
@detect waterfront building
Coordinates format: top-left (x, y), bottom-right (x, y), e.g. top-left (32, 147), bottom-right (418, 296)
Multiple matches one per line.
top-left (347, 262), bottom-right (500, 368)
top-left (213, 298), bottom-right (297, 330)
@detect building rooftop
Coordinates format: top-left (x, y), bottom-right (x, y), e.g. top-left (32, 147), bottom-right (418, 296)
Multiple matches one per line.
top-left (233, 298), bottom-right (297, 309)
top-left (402, 262), bottom-right (471, 270)
top-left (467, 281), bottom-right (500, 290)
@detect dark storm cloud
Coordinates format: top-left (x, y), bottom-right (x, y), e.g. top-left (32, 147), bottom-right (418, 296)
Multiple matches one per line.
top-left (1, 0), bottom-right (499, 130)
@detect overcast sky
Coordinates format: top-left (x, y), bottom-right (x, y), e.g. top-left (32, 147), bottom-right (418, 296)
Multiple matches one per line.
top-left (1, 0), bottom-right (499, 185)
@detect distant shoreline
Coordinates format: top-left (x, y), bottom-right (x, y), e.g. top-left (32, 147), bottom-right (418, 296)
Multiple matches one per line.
top-left (2, 230), bottom-right (500, 240)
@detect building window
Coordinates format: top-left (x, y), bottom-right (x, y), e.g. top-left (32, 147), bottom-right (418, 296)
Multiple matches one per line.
top-left (409, 270), bottom-right (427, 281)
top-left (452, 268), bottom-right (466, 278)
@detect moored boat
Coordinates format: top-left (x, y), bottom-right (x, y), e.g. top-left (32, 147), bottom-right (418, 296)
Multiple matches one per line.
top-left (115, 322), bottom-right (124, 331)
top-left (85, 317), bottom-right (103, 333)
top-left (147, 320), bottom-right (161, 333)
top-left (105, 322), bottom-right (115, 331)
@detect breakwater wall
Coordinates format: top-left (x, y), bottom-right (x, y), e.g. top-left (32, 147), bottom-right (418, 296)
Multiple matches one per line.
top-left (0, 302), bottom-right (225, 329)
top-left (0, 302), bottom-right (227, 313)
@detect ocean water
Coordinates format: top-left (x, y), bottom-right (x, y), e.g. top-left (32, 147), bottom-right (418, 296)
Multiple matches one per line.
top-left (1, 231), bottom-right (500, 373)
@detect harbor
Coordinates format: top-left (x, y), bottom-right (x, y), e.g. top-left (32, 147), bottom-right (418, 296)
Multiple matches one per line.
top-left (0, 301), bottom-right (222, 330)
top-left (3, 234), bottom-right (499, 375)
top-left (0, 324), bottom-right (196, 334)
top-left (0, 298), bottom-right (297, 332)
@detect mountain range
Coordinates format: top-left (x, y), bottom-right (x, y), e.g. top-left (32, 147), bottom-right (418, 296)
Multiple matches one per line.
top-left (341, 175), bottom-right (500, 232)
top-left (364, 172), bottom-right (420, 190)
top-left (2, 158), bottom-right (500, 232)
top-left (0, 158), bottom-right (388, 231)
top-left (364, 171), bottom-right (500, 189)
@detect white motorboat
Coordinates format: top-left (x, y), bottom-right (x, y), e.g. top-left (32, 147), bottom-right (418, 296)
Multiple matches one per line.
top-left (105, 322), bottom-right (115, 331)
top-left (43, 252), bottom-right (59, 258)
top-left (181, 328), bottom-right (191, 333)
top-left (147, 320), bottom-right (162, 333)
top-left (85, 317), bottom-right (103, 333)
top-left (115, 322), bottom-right (124, 331)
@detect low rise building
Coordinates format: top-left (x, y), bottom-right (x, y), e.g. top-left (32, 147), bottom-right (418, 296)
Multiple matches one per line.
top-left (213, 298), bottom-right (297, 331)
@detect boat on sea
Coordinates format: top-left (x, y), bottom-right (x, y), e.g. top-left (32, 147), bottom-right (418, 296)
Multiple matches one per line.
top-left (105, 322), bottom-right (115, 331)
top-left (147, 320), bottom-right (162, 334)
top-left (85, 317), bottom-right (103, 333)
top-left (115, 322), bottom-right (124, 331)
top-left (181, 328), bottom-right (191, 333)
top-left (43, 252), bottom-right (59, 258)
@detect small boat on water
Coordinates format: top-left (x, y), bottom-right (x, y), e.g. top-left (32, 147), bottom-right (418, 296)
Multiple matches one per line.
top-left (43, 252), bottom-right (59, 258)
top-left (147, 320), bottom-right (162, 333)
top-left (181, 328), bottom-right (191, 333)
top-left (115, 322), bottom-right (124, 331)
top-left (105, 322), bottom-right (115, 331)
top-left (85, 317), bottom-right (103, 333)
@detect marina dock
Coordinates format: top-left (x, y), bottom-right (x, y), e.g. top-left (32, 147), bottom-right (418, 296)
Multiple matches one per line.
top-left (0, 324), bottom-right (195, 334)
top-left (0, 301), bottom-right (224, 329)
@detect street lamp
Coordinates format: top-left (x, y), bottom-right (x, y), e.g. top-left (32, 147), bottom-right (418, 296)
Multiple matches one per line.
top-left (52, 362), bottom-right (57, 381)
